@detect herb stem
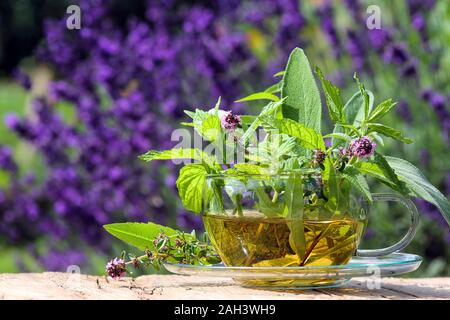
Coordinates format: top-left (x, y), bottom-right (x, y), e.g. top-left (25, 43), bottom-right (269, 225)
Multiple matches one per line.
top-left (271, 191), bottom-right (279, 203)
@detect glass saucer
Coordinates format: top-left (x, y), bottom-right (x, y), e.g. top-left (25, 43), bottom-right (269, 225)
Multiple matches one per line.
top-left (164, 253), bottom-right (422, 289)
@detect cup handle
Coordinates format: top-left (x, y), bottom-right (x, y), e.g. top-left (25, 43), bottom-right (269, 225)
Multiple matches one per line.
top-left (356, 193), bottom-right (419, 257)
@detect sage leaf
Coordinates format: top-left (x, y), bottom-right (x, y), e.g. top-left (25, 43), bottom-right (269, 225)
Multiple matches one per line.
top-left (281, 48), bottom-right (322, 132)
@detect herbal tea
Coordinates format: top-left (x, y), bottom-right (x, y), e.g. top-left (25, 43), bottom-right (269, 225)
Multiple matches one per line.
top-left (203, 212), bottom-right (364, 267)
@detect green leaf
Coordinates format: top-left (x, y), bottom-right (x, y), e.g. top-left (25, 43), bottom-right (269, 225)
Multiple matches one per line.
top-left (176, 164), bottom-right (208, 214)
top-left (368, 99), bottom-right (397, 122)
top-left (331, 90), bottom-right (374, 146)
top-left (323, 132), bottom-right (352, 142)
top-left (386, 157), bottom-right (450, 226)
top-left (239, 99), bottom-right (284, 145)
top-left (353, 162), bottom-right (394, 187)
top-left (284, 172), bottom-right (306, 260)
top-left (273, 71), bottom-right (285, 77)
top-left (373, 153), bottom-right (408, 193)
top-left (236, 92), bottom-right (280, 103)
top-left (264, 82), bottom-right (282, 94)
top-left (343, 167), bottom-right (373, 203)
top-left (183, 109), bottom-right (222, 142)
top-left (281, 48), bottom-right (322, 132)
top-left (315, 66), bottom-right (344, 123)
top-left (200, 113), bottom-right (222, 142)
top-left (103, 222), bottom-right (189, 251)
top-left (233, 163), bottom-right (263, 174)
top-left (264, 118), bottom-right (325, 150)
top-left (323, 157), bottom-right (340, 210)
top-left (139, 148), bottom-right (216, 166)
top-left (368, 123), bottom-right (413, 144)
top-left (353, 73), bottom-right (370, 121)
top-left (343, 90), bottom-right (375, 125)
top-left (239, 115), bottom-right (257, 125)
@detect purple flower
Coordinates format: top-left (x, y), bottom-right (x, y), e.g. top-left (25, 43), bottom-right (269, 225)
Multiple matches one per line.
top-left (106, 257), bottom-right (127, 279)
top-left (12, 68), bottom-right (32, 90)
top-left (220, 111), bottom-right (241, 131)
top-left (312, 149), bottom-right (326, 166)
top-left (349, 136), bottom-right (376, 158)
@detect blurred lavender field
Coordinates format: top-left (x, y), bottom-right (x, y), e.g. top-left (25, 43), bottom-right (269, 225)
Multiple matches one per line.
top-left (0, 0), bottom-right (448, 275)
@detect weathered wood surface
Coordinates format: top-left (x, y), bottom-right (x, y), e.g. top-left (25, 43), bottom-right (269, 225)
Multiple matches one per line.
top-left (0, 273), bottom-right (448, 300)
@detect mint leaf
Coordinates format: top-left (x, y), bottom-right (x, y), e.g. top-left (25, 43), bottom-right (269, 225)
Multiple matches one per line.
top-left (139, 148), bottom-right (216, 167)
top-left (343, 90), bottom-right (375, 125)
top-left (183, 109), bottom-right (222, 142)
top-left (264, 118), bottom-right (325, 150)
top-left (323, 132), bottom-right (352, 142)
top-left (103, 222), bottom-right (190, 251)
top-left (200, 113), bottom-right (222, 142)
top-left (264, 82), bottom-right (282, 94)
top-left (353, 73), bottom-right (370, 121)
top-left (368, 123), bottom-right (413, 144)
top-left (386, 157), bottom-right (450, 226)
top-left (353, 161), bottom-right (397, 188)
top-left (373, 152), bottom-right (408, 194)
top-left (281, 48), bottom-right (322, 132)
top-left (239, 99), bottom-right (284, 145)
top-left (368, 99), bottom-right (398, 122)
top-left (235, 92), bottom-right (280, 102)
top-left (315, 66), bottom-right (344, 123)
top-left (273, 71), bottom-right (285, 77)
top-left (176, 164), bottom-right (208, 214)
top-left (331, 89), bottom-right (374, 146)
top-left (233, 163), bottom-right (264, 174)
top-left (343, 167), bottom-right (373, 203)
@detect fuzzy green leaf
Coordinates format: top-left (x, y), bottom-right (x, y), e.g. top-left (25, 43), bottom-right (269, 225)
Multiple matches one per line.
top-left (281, 48), bottom-right (322, 131)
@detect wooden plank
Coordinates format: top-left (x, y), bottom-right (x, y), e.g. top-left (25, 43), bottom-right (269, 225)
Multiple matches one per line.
top-left (0, 273), bottom-right (448, 300)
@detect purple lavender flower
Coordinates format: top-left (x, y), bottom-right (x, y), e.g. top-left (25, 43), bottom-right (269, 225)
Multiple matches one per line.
top-left (220, 111), bottom-right (241, 131)
top-left (348, 136), bottom-right (376, 158)
top-left (12, 68), bottom-right (32, 90)
top-left (105, 257), bottom-right (127, 279)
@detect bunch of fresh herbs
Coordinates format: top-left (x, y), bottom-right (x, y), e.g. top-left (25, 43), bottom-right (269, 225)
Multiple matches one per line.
top-left (104, 47), bottom-right (450, 277)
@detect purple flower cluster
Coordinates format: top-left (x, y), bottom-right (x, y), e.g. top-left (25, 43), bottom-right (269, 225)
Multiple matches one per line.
top-left (348, 136), bottom-right (376, 158)
top-left (220, 111), bottom-right (241, 131)
top-left (106, 257), bottom-right (127, 279)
